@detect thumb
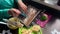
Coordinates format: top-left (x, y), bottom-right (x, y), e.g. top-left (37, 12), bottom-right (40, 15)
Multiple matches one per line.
top-left (8, 8), bottom-right (21, 17)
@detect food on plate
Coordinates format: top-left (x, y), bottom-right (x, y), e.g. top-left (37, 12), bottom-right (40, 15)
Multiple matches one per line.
top-left (31, 25), bottom-right (40, 32)
top-left (16, 22), bottom-right (23, 28)
top-left (22, 29), bottom-right (27, 33)
top-left (18, 25), bottom-right (42, 34)
top-left (7, 17), bottom-right (23, 29)
top-left (21, 29), bottom-right (32, 34)
top-left (28, 29), bottom-right (32, 34)
top-left (8, 17), bottom-right (20, 22)
top-left (7, 24), bottom-right (18, 29)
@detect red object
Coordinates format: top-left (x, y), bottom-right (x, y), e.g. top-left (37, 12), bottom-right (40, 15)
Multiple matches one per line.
top-left (36, 13), bottom-right (52, 28)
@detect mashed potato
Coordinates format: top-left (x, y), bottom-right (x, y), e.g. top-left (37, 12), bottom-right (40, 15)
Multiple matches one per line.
top-left (22, 29), bottom-right (32, 34)
top-left (32, 25), bottom-right (40, 32)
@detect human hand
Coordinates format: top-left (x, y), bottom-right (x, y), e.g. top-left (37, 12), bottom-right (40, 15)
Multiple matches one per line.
top-left (18, 0), bottom-right (28, 14)
top-left (8, 8), bottom-right (21, 17)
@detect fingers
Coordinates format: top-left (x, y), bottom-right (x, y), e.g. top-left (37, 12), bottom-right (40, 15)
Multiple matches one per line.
top-left (11, 8), bottom-right (21, 15)
top-left (8, 8), bottom-right (21, 17)
top-left (21, 4), bottom-right (27, 12)
top-left (20, 4), bottom-right (28, 14)
top-left (18, 0), bottom-right (28, 14)
top-left (22, 5), bottom-right (28, 14)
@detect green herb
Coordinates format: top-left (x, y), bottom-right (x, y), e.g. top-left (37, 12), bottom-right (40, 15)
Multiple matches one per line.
top-left (40, 16), bottom-right (47, 21)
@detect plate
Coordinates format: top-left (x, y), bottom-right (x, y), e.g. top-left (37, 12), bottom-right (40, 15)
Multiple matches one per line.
top-left (18, 27), bottom-right (42, 34)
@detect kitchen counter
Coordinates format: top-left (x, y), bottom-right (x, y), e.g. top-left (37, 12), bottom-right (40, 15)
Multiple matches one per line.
top-left (0, 15), bottom-right (60, 34)
top-left (0, 0), bottom-right (60, 34)
top-left (32, 0), bottom-right (60, 11)
top-left (42, 16), bottom-right (60, 34)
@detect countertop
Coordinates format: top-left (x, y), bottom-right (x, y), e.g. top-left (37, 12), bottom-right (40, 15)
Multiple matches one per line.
top-left (32, 0), bottom-right (60, 11)
top-left (42, 16), bottom-right (60, 34)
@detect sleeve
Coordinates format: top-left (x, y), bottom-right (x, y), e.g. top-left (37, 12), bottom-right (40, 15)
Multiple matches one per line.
top-left (0, 9), bottom-right (11, 20)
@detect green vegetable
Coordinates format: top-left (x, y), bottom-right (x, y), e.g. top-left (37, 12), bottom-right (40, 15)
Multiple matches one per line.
top-left (33, 31), bottom-right (38, 34)
top-left (40, 16), bottom-right (47, 21)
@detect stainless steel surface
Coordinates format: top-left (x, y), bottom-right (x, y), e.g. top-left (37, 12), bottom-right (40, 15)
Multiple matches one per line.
top-left (32, 0), bottom-right (60, 11)
top-left (32, 0), bottom-right (58, 5)
top-left (44, 0), bottom-right (58, 5)
top-left (42, 16), bottom-right (60, 34)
